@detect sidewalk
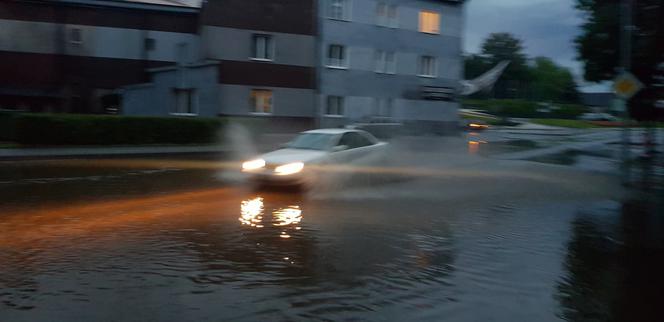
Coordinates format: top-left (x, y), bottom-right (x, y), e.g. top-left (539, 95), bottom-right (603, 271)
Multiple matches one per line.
top-left (0, 133), bottom-right (297, 160)
top-left (492, 137), bottom-right (619, 160)
top-left (493, 121), bottom-right (581, 136)
top-left (0, 145), bottom-right (230, 160)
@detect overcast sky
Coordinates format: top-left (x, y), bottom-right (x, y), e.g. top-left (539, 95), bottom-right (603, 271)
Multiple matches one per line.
top-left (463, 0), bottom-right (608, 92)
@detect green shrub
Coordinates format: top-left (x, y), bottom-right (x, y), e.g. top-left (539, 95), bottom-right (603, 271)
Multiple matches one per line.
top-left (549, 104), bottom-right (587, 119)
top-left (12, 114), bottom-right (224, 145)
top-left (462, 99), bottom-right (588, 119)
top-left (530, 119), bottom-right (597, 129)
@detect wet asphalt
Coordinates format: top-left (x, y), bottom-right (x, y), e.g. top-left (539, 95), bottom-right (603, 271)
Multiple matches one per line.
top-left (1, 132), bottom-right (662, 322)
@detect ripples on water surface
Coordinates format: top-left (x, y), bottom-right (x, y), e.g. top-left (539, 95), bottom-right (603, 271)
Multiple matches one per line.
top-left (0, 158), bottom-right (661, 321)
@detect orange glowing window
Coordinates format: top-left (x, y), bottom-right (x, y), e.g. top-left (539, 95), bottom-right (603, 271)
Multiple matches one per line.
top-left (250, 89), bottom-right (272, 114)
top-left (419, 11), bottom-right (440, 34)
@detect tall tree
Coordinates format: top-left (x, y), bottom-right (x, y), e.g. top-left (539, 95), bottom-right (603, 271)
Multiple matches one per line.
top-left (575, 0), bottom-right (663, 121)
top-left (479, 33), bottom-right (531, 99)
top-left (464, 54), bottom-right (491, 79)
top-left (530, 57), bottom-right (580, 103)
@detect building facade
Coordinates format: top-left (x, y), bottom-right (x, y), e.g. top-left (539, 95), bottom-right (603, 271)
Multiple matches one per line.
top-left (1, 0), bottom-right (465, 133)
top-left (318, 0), bottom-right (464, 133)
top-left (200, 0), bottom-right (318, 128)
top-left (120, 0), bottom-right (319, 131)
top-left (0, 0), bottom-right (199, 113)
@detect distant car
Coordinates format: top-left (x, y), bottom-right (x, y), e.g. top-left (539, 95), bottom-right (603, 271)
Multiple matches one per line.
top-left (462, 120), bottom-right (490, 131)
top-left (242, 129), bottom-right (389, 186)
top-left (578, 113), bottom-right (619, 121)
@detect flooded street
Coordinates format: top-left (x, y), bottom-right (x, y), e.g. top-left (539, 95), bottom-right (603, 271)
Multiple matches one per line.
top-left (1, 138), bottom-right (662, 322)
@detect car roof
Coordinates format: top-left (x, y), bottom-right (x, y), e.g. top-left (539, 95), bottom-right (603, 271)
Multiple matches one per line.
top-left (301, 128), bottom-right (363, 135)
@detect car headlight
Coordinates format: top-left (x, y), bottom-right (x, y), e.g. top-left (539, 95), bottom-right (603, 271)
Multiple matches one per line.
top-left (274, 162), bottom-right (304, 176)
top-left (242, 159), bottom-right (266, 171)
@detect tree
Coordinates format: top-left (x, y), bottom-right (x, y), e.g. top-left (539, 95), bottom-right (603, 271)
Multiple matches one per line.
top-left (479, 33), bottom-right (531, 99)
top-left (464, 54), bottom-right (491, 79)
top-left (575, 0), bottom-right (663, 121)
top-left (530, 57), bottom-right (579, 103)
top-left (465, 34), bottom-right (580, 103)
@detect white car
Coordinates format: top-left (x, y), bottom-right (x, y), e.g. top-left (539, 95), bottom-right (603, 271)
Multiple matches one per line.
top-left (242, 128), bottom-right (389, 186)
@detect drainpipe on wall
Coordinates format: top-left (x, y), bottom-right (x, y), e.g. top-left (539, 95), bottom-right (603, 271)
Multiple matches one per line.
top-left (314, 0), bottom-right (322, 129)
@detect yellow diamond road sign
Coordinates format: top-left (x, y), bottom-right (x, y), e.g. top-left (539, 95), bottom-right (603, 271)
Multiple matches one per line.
top-left (613, 72), bottom-right (643, 99)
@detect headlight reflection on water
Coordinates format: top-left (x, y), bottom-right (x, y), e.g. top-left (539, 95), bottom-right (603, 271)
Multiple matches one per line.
top-left (239, 197), bottom-right (302, 234)
top-left (273, 206), bottom-right (302, 227)
top-left (239, 197), bottom-right (264, 227)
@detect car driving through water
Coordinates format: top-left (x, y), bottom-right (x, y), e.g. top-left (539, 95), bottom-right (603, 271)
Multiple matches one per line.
top-left (242, 129), bottom-right (389, 187)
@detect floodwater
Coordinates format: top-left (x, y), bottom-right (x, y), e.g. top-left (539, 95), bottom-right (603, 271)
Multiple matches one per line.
top-left (1, 142), bottom-right (662, 321)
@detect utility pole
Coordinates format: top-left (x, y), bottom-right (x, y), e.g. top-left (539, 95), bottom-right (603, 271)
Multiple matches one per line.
top-left (619, 0), bottom-right (633, 186)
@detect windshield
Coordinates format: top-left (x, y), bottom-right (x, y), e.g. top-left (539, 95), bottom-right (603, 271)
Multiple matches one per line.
top-left (286, 133), bottom-right (335, 150)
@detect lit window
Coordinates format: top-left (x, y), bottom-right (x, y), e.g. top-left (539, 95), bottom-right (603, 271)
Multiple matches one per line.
top-left (375, 50), bottom-right (396, 74)
top-left (418, 56), bottom-right (437, 77)
top-left (250, 89), bottom-right (272, 114)
top-left (70, 28), bottom-right (82, 44)
top-left (252, 34), bottom-right (274, 60)
top-left (328, 0), bottom-right (351, 20)
top-left (172, 89), bottom-right (197, 115)
top-left (327, 44), bottom-right (347, 68)
top-left (326, 96), bottom-right (344, 116)
top-left (419, 11), bottom-right (440, 34)
top-left (376, 3), bottom-right (398, 27)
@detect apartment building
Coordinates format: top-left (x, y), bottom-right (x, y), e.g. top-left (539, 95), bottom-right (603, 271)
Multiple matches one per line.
top-left (318, 0), bottom-right (464, 133)
top-left (121, 0), bottom-right (319, 130)
top-left (200, 0), bottom-right (318, 128)
top-left (1, 0), bottom-right (464, 132)
top-left (0, 0), bottom-right (199, 113)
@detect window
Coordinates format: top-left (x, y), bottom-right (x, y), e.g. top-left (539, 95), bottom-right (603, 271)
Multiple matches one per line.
top-left (338, 132), bottom-right (373, 149)
top-left (374, 98), bottom-right (393, 116)
top-left (144, 38), bottom-right (156, 51)
top-left (250, 89), bottom-right (272, 114)
top-left (419, 11), bottom-right (440, 34)
top-left (70, 28), bottom-right (82, 44)
top-left (375, 50), bottom-right (396, 74)
top-left (376, 3), bottom-right (398, 27)
top-left (327, 44), bottom-right (347, 68)
top-left (172, 89), bottom-right (196, 115)
top-left (418, 55), bottom-right (437, 77)
top-left (328, 0), bottom-right (351, 20)
top-left (252, 34), bottom-right (274, 61)
top-left (326, 96), bottom-right (344, 116)
top-left (354, 133), bottom-right (375, 147)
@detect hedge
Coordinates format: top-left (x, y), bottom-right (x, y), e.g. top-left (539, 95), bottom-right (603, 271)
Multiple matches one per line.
top-left (10, 114), bottom-right (224, 145)
top-left (462, 99), bottom-right (588, 119)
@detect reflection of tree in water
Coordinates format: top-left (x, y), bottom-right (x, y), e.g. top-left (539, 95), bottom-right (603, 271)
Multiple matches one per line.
top-left (557, 198), bottom-right (664, 322)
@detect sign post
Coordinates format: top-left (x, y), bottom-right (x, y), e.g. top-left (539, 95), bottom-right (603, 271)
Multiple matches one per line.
top-left (613, 71), bottom-right (643, 186)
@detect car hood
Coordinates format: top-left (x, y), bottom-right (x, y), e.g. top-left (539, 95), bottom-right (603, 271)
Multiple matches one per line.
top-left (260, 148), bottom-right (327, 165)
